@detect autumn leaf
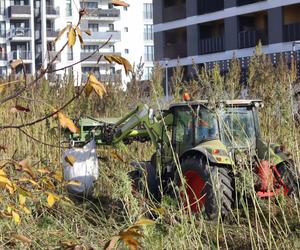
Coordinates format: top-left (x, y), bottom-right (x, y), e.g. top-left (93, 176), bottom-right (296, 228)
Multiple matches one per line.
top-left (75, 26), bottom-right (84, 44)
top-left (52, 170), bottom-right (63, 182)
top-left (56, 111), bottom-right (80, 133)
top-left (111, 150), bottom-right (125, 163)
top-left (112, 0), bottom-right (130, 7)
top-left (18, 159), bottom-right (35, 179)
top-left (65, 155), bottom-right (76, 166)
top-left (37, 168), bottom-right (51, 174)
top-left (121, 57), bottom-right (133, 76)
top-left (104, 235), bottom-right (121, 250)
top-left (104, 55), bottom-right (133, 76)
top-left (65, 180), bottom-right (81, 186)
top-left (12, 211), bottom-right (21, 224)
top-left (133, 218), bottom-right (156, 226)
top-left (0, 145), bottom-right (6, 152)
top-left (10, 105), bottom-right (30, 113)
top-left (86, 73), bottom-right (107, 98)
top-left (68, 27), bottom-right (76, 47)
top-left (47, 193), bottom-right (56, 207)
top-left (10, 59), bottom-right (23, 69)
top-left (54, 25), bottom-right (70, 42)
top-left (18, 193), bottom-right (26, 206)
top-left (11, 234), bottom-right (32, 244)
top-left (85, 82), bottom-right (93, 97)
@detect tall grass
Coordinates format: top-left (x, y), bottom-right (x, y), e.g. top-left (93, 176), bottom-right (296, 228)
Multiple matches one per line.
top-left (0, 47), bottom-right (300, 249)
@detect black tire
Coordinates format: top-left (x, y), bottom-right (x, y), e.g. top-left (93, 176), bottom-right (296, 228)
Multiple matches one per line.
top-left (178, 155), bottom-right (234, 220)
top-left (276, 160), bottom-right (300, 197)
top-left (129, 161), bottom-right (160, 201)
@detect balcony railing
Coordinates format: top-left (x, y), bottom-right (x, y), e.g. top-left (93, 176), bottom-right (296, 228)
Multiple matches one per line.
top-left (9, 51), bottom-right (32, 60)
top-left (82, 31), bottom-right (121, 42)
top-left (8, 5), bottom-right (31, 17)
top-left (8, 28), bottom-right (31, 38)
top-left (163, 3), bottom-right (186, 22)
top-left (199, 36), bottom-right (224, 54)
top-left (198, 0), bottom-right (224, 15)
top-left (237, 0), bottom-right (266, 6)
top-left (0, 30), bottom-right (6, 37)
top-left (284, 22), bottom-right (300, 42)
top-left (47, 28), bottom-right (59, 38)
top-left (46, 6), bottom-right (60, 15)
top-left (164, 43), bottom-right (187, 59)
top-left (85, 8), bottom-right (120, 19)
top-left (82, 73), bottom-right (120, 82)
top-left (238, 29), bottom-right (268, 49)
top-left (80, 52), bottom-right (121, 61)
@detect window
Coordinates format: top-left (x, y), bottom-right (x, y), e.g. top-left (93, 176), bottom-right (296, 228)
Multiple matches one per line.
top-left (0, 0), bottom-right (5, 15)
top-left (125, 49), bottom-right (129, 54)
top-left (124, 27), bottom-right (128, 32)
top-left (123, 6), bottom-right (128, 11)
top-left (88, 23), bottom-right (98, 32)
top-left (82, 45), bottom-right (98, 52)
top-left (110, 67), bottom-right (115, 74)
top-left (66, 0), bottom-right (72, 16)
top-left (0, 22), bottom-right (5, 37)
top-left (67, 47), bottom-right (73, 60)
top-left (143, 3), bottom-right (153, 19)
top-left (144, 46), bottom-right (154, 61)
top-left (109, 45), bottom-right (115, 52)
top-left (80, 2), bottom-right (97, 8)
top-left (108, 24), bottom-right (114, 31)
top-left (144, 24), bottom-right (153, 40)
top-left (144, 67), bottom-right (153, 80)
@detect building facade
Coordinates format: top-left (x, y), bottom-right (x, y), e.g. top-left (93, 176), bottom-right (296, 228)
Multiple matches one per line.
top-left (153, 0), bottom-right (300, 80)
top-left (0, 0), bottom-right (154, 85)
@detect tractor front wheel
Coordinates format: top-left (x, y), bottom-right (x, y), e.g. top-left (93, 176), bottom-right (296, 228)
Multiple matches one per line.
top-left (178, 155), bottom-right (234, 220)
top-left (276, 160), bottom-right (300, 197)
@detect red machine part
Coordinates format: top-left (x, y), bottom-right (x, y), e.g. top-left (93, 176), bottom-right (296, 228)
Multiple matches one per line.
top-left (256, 160), bottom-right (289, 197)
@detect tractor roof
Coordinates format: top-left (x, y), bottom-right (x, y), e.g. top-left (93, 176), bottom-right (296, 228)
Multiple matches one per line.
top-left (169, 99), bottom-right (262, 108)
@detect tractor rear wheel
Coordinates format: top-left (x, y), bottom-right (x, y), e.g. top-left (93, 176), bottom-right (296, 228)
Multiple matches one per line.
top-left (276, 160), bottom-right (300, 197)
top-left (178, 155), bottom-right (234, 220)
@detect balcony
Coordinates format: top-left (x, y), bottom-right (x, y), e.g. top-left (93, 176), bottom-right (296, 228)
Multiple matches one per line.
top-left (238, 29), bottom-right (268, 49)
top-left (0, 30), bottom-right (6, 38)
top-left (8, 51), bottom-right (32, 61)
top-left (82, 73), bottom-right (120, 83)
top-left (47, 28), bottom-right (59, 38)
top-left (46, 6), bottom-right (60, 17)
top-left (199, 36), bottom-right (224, 54)
top-left (84, 8), bottom-right (120, 20)
top-left (8, 5), bottom-right (31, 19)
top-left (283, 22), bottom-right (300, 42)
top-left (8, 28), bottom-right (31, 40)
top-left (164, 43), bottom-right (187, 59)
top-left (163, 3), bottom-right (186, 22)
top-left (237, 0), bottom-right (266, 6)
top-left (82, 31), bottom-right (121, 43)
top-left (80, 52), bottom-right (121, 63)
top-left (198, 0), bottom-right (224, 15)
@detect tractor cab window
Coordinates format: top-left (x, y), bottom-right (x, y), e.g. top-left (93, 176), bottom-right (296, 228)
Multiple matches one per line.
top-left (195, 106), bottom-right (219, 144)
top-left (173, 107), bottom-right (194, 154)
top-left (220, 107), bottom-right (256, 148)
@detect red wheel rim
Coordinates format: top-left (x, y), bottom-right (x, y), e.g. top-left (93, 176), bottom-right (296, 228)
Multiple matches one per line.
top-left (181, 170), bottom-right (206, 212)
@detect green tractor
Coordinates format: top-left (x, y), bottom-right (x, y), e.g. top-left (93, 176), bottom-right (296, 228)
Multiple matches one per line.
top-left (68, 99), bottom-right (300, 219)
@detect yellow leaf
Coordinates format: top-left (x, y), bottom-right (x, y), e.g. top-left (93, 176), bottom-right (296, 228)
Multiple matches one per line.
top-left (56, 111), bottom-right (80, 133)
top-left (75, 26), bottom-right (84, 44)
top-left (112, 0), bottom-right (130, 7)
top-left (65, 180), bottom-right (81, 186)
top-left (87, 73), bottom-right (107, 98)
top-left (85, 82), bottom-right (93, 97)
top-left (133, 218), bottom-right (156, 226)
top-left (0, 175), bottom-right (10, 185)
top-left (47, 193), bottom-right (56, 207)
top-left (52, 170), bottom-right (63, 182)
top-left (0, 169), bottom-right (6, 177)
top-left (68, 27), bottom-right (76, 47)
top-left (65, 155), bottom-right (76, 166)
top-left (37, 168), bottom-right (51, 174)
top-left (42, 178), bottom-right (56, 190)
top-left (121, 57), bottom-right (133, 76)
top-left (54, 25), bottom-right (70, 43)
top-left (7, 205), bottom-right (12, 213)
top-left (12, 211), bottom-right (21, 224)
top-left (10, 59), bottom-right (23, 69)
top-left (11, 234), bottom-right (32, 244)
top-left (18, 194), bottom-right (26, 206)
top-left (111, 150), bottom-right (125, 163)
top-left (20, 206), bottom-right (31, 215)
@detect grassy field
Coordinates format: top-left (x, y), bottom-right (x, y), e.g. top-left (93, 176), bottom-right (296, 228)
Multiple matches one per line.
top-left (0, 50), bottom-right (300, 249)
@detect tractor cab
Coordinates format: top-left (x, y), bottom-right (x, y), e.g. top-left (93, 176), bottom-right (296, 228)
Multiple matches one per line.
top-left (170, 100), bottom-right (263, 157)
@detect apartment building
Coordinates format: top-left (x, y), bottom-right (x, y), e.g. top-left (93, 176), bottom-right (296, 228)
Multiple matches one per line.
top-left (0, 0), bottom-right (154, 84)
top-left (153, 0), bottom-right (300, 80)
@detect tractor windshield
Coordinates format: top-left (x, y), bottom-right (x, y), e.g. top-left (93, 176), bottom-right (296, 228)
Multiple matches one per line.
top-left (220, 107), bottom-right (256, 148)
